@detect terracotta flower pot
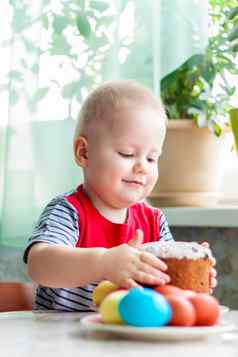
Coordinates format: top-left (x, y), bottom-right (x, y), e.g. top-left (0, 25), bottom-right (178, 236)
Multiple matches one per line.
top-left (149, 120), bottom-right (232, 207)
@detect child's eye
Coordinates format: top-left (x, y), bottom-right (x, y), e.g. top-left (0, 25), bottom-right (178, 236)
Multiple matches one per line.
top-left (147, 157), bottom-right (156, 163)
top-left (118, 152), bottom-right (134, 158)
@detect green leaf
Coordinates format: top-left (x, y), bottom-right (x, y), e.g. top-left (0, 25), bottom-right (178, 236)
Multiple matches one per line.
top-left (96, 15), bottom-right (114, 27)
top-left (228, 27), bottom-right (238, 41)
top-left (23, 38), bottom-right (39, 54)
top-left (31, 63), bottom-right (39, 74)
top-left (227, 6), bottom-right (238, 20)
top-left (161, 69), bottom-right (178, 93)
top-left (28, 87), bottom-right (49, 112)
top-left (201, 62), bottom-right (215, 84)
top-left (91, 1), bottom-right (109, 13)
top-left (212, 121), bottom-right (222, 137)
top-left (77, 0), bottom-right (85, 9)
top-left (231, 43), bottom-right (238, 53)
top-left (9, 88), bottom-right (18, 106)
top-left (76, 13), bottom-right (91, 38)
top-left (62, 81), bottom-right (81, 99)
top-left (32, 87), bottom-right (49, 103)
top-left (50, 34), bottom-right (71, 55)
top-left (182, 54), bottom-right (205, 70)
top-left (119, 0), bottom-right (128, 12)
top-left (87, 34), bottom-right (108, 49)
top-left (41, 13), bottom-right (49, 30)
top-left (221, 84), bottom-right (236, 96)
top-left (8, 70), bottom-right (23, 82)
top-left (53, 15), bottom-right (69, 34)
top-left (11, 6), bottom-right (31, 32)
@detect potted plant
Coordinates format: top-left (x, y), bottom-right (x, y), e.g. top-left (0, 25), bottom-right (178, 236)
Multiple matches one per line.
top-left (149, 0), bottom-right (238, 207)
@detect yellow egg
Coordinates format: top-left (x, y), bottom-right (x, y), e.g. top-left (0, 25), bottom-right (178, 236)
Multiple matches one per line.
top-left (99, 290), bottom-right (128, 324)
top-left (92, 280), bottom-right (119, 306)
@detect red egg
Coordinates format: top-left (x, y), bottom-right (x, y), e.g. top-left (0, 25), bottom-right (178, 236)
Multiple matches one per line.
top-left (166, 295), bottom-right (196, 326)
top-left (189, 293), bottom-right (220, 326)
top-left (154, 285), bottom-right (184, 297)
top-left (181, 289), bottom-right (197, 299)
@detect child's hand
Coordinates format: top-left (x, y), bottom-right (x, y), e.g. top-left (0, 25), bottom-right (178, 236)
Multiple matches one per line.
top-left (201, 241), bottom-right (217, 293)
top-left (101, 229), bottom-right (170, 289)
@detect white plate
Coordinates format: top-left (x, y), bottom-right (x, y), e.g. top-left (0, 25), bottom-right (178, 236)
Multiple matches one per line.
top-left (80, 313), bottom-right (235, 341)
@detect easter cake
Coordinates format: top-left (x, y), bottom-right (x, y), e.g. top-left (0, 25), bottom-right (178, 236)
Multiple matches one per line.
top-left (141, 241), bottom-right (212, 293)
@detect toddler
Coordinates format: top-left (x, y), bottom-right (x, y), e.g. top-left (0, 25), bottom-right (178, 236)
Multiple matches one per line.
top-left (24, 80), bottom-right (216, 312)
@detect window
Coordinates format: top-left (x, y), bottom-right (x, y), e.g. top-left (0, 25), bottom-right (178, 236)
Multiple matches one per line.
top-left (0, 1), bottom-right (238, 247)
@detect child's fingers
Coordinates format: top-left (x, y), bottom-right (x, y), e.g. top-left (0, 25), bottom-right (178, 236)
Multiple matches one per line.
top-left (133, 271), bottom-right (167, 286)
top-left (209, 266), bottom-right (217, 290)
top-left (128, 229), bottom-right (144, 248)
top-left (201, 242), bottom-right (216, 267)
top-left (123, 278), bottom-right (140, 289)
top-left (210, 277), bottom-right (217, 289)
top-left (210, 267), bottom-right (217, 277)
top-left (140, 251), bottom-right (168, 271)
top-left (137, 262), bottom-right (170, 283)
top-left (210, 256), bottom-right (216, 266)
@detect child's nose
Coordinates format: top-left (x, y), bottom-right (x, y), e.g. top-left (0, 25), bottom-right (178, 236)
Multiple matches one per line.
top-left (133, 160), bottom-right (148, 174)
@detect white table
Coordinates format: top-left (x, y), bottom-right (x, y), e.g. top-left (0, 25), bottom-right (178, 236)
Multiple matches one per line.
top-left (0, 310), bottom-right (237, 357)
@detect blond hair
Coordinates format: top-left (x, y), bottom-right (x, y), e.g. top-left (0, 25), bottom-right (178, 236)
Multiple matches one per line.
top-left (74, 80), bottom-right (167, 140)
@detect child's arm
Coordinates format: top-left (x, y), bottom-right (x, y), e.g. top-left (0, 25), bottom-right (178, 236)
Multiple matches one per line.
top-left (27, 230), bottom-right (170, 289)
top-left (27, 243), bottom-right (107, 288)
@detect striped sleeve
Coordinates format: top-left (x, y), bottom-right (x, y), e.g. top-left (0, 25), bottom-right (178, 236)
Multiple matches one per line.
top-left (159, 211), bottom-right (174, 242)
top-left (23, 194), bottom-right (98, 313)
top-left (23, 195), bottom-right (79, 263)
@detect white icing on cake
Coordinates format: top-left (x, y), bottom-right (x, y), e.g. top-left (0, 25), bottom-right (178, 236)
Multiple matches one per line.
top-left (141, 241), bottom-right (212, 260)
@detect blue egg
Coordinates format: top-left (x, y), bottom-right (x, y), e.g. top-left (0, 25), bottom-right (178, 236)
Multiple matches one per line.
top-left (118, 287), bottom-right (171, 327)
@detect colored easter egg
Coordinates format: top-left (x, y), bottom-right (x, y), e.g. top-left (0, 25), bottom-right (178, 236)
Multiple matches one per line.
top-left (100, 290), bottom-right (128, 324)
top-left (93, 280), bottom-right (119, 306)
top-left (189, 293), bottom-right (220, 326)
top-left (166, 295), bottom-right (196, 326)
top-left (154, 284), bottom-right (184, 297)
top-left (118, 287), bottom-right (171, 327)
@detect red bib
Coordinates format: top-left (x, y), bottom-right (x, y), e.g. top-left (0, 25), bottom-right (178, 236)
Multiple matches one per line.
top-left (66, 185), bottom-right (161, 248)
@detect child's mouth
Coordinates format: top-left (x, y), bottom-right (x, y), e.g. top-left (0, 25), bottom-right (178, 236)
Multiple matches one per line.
top-left (123, 180), bottom-right (144, 186)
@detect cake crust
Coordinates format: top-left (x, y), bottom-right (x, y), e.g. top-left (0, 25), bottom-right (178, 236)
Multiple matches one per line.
top-left (163, 258), bottom-right (211, 293)
top-left (141, 241), bottom-right (212, 293)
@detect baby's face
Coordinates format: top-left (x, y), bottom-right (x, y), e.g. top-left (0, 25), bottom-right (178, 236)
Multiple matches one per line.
top-left (84, 103), bottom-right (166, 209)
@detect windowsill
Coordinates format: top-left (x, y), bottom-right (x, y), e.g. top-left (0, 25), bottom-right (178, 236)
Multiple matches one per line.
top-left (162, 205), bottom-right (238, 228)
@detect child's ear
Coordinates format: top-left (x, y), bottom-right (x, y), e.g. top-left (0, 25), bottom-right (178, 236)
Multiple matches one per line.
top-left (74, 136), bottom-right (88, 167)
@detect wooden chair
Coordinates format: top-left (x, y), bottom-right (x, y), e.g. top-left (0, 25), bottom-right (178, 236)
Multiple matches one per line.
top-left (0, 282), bottom-right (35, 312)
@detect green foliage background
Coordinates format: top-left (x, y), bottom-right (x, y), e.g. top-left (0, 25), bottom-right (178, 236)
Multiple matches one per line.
top-left (3, 0), bottom-right (238, 134)
top-left (161, 0), bottom-right (238, 135)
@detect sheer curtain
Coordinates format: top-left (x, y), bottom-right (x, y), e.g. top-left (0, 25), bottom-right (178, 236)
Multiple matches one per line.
top-left (0, 0), bottom-right (209, 248)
